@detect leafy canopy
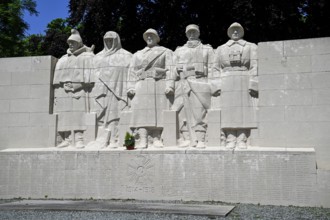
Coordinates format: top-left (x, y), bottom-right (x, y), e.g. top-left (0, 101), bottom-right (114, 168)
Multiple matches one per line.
top-left (0, 0), bottom-right (38, 57)
top-left (66, 0), bottom-right (330, 53)
top-left (2, 0), bottom-right (330, 57)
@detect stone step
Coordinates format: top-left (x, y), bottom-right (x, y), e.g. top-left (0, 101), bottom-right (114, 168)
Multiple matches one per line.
top-left (0, 200), bottom-right (235, 217)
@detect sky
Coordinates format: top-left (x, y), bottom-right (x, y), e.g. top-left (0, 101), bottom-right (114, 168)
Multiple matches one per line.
top-left (23, 0), bottom-right (69, 35)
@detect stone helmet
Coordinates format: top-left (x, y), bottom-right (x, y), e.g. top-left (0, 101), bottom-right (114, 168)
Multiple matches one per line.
top-left (185, 24), bottom-right (200, 33)
top-left (227, 22), bottom-right (244, 39)
top-left (143, 28), bottom-right (160, 43)
top-left (67, 29), bottom-right (83, 45)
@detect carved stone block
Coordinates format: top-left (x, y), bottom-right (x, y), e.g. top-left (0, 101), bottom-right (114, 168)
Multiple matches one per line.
top-left (163, 110), bottom-right (178, 147)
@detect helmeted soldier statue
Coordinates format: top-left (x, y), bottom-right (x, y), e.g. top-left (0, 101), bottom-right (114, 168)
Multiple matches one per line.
top-left (213, 22), bottom-right (258, 149)
top-left (127, 29), bottom-right (175, 149)
top-left (172, 24), bottom-right (220, 148)
top-left (53, 29), bottom-right (94, 149)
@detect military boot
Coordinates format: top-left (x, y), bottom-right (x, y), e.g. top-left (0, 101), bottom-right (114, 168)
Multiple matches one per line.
top-left (136, 128), bottom-right (148, 149)
top-left (196, 131), bottom-right (206, 149)
top-left (74, 131), bottom-right (85, 149)
top-left (178, 131), bottom-right (190, 148)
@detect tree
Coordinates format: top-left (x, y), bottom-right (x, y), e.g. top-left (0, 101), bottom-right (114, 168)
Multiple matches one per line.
top-left (19, 18), bottom-right (72, 58)
top-left (4, 0), bottom-right (328, 57)
top-left (0, 0), bottom-right (38, 57)
top-left (303, 0), bottom-right (330, 38)
top-left (67, 0), bottom-right (321, 53)
top-left (21, 34), bottom-right (45, 56)
top-left (68, 0), bottom-right (143, 53)
top-left (42, 18), bottom-right (72, 58)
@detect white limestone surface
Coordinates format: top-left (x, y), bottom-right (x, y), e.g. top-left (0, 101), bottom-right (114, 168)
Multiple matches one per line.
top-left (257, 37), bottom-right (330, 170)
top-left (0, 147), bottom-right (324, 207)
top-left (0, 56), bottom-right (57, 150)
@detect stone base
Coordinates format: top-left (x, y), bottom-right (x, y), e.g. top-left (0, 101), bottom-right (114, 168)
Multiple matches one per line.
top-left (0, 200), bottom-right (235, 217)
top-left (0, 147), bottom-right (328, 207)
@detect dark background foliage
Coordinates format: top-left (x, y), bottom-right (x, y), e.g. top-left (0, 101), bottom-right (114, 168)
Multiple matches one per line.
top-left (1, 0), bottom-right (330, 57)
top-left (0, 0), bottom-right (38, 56)
top-left (66, 0), bottom-right (330, 54)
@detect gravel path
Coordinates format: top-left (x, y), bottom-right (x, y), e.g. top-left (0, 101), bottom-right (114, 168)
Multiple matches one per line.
top-left (0, 200), bottom-right (329, 220)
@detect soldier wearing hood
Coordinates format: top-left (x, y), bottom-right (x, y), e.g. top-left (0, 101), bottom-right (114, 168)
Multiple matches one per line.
top-left (88, 31), bottom-right (132, 148)
top-left (213, 22), bottom-right (258, 149)
top-left (53, 29), bottom-right (94, 149)
top-left (127, 28), bottom-right (175, 149)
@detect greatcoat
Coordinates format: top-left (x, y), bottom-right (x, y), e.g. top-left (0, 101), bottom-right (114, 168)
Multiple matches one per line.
top-left (213, 39), bottom-right (258, 129)
top-left (91, 32), bottom-right (132, 125)
top-left (53, 45), bottom-right (94, 131)
top-left (128, 45), bottom-right (175, 128)
top-left (172, 41), bottom-right (219, 136)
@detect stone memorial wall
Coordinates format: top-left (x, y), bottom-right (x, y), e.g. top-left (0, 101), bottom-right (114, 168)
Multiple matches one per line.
top-left (256, 37), bottom-right (330, 170)
top-left (0, 24), bottom-right (330, 207)
top-left (0, 147), bottom-right (318, 207)
top-left (0, 56), bottom-right (57, 149)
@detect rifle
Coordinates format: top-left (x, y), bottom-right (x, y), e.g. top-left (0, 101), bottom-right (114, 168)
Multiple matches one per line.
top-left (99, 78), bottom-right (128, 106)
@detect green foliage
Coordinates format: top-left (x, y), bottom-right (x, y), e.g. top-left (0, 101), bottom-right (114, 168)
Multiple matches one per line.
top-left (0, 0), bottom-right (38, 57)
top-left (21, 34), bottom-right (45, 56)
top-left (0, 1), bottom-right (71, 58)
top-left (20, 18), bottom-right (72, 58)
top-left (67, 0), bottom-right (330, 53)
top-left (2, 0), bottom-right (330, 57)
top-left (12, 18), bottom-right (72, 58)
top-left (302, 0), bottom-right (330, 38)
top-left (42, 18), bottom-right (72, 58)
top-left (124, 132), bottom-right (135, 147)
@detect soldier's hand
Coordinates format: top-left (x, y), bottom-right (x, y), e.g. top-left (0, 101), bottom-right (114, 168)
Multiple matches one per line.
top-left (213, 90), bottom-right (221, 97)
top-left (127, 89), bottom-right (135, 97)
top-left (249, 89), bottom-right (258, 98)
top-left (165, 88), bottom-right (174, 95)
top-left (63, 82), bottom-right (74, 92)
top-left (176, 65), bottom-right (183, 72)
top-left (71, 83), bottom-right (83, 92)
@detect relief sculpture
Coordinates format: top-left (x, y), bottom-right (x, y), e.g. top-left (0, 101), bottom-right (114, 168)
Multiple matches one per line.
top-left (213, 22), bottom-right (258, 149)
top-left (53, 29), bottom-right (94, 149)
top-left (52, 23), bottom-right (258, 149)
top-left (88, 31), bottom-right (132, 149)
top-left (172, 24), bottom-right (220, 148)
top-left (127, 29), bottom-right (175, 149)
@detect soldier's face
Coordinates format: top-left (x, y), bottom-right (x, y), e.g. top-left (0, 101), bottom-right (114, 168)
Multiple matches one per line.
top-left (68, 40), bottom-right (80, 52)
top-left (231, 29), bottom-right (241, 41)
top-left (146, 34), bottom-right (157, 47)
top-left (104, 38), bottom-right (114, 49)
top-left (186, 30), bottom-right (200, 41)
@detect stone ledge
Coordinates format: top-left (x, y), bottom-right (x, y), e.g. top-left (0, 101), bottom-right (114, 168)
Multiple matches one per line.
top-left (0, 200), bottom-right (235, 217)
top-left (0, 146), bottom-right (318, 207)
top-left (0, 146), bottom-right (316, 154)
